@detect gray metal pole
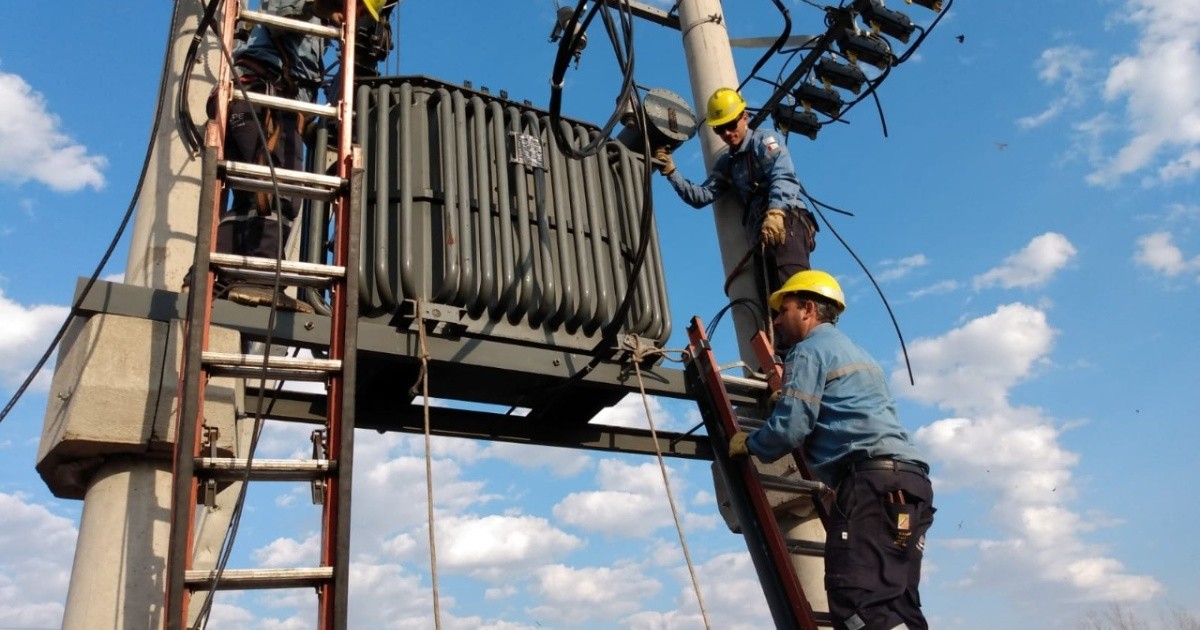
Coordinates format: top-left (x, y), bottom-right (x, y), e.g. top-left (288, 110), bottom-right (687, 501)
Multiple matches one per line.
top-left (675, 0), bottom-right (762, 364)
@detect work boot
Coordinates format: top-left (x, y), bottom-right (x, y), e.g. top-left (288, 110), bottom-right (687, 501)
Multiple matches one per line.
top-left (226, 283), bottom-right (315, 314)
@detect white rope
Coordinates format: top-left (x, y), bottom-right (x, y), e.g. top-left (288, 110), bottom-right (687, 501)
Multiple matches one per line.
top-left (414, 302), bottom-right (443, 629)
top-left (629, 336), bottom-right (712, 629)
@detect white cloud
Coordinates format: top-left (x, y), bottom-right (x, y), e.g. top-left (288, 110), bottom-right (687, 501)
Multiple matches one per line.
top-left (529, 563), bottom-right (661, 624)
top-left (908, 279), bottom-right (959, 299)
top-left (679, 551), bottom-right (773, 630)
top-left (434, 514), bottom-right (583, 578)
top-left (973, 232), bottom-right (1077, 290)
top-left (555, 489), bottom-right (671, 537)
top-left (877, 254), bottom-right (928, 282)
top-left (1086, 0), bottom-right (1200, 185)
top-left (1018, 45), bottom-right (1096, 129)
top-left (899, 303), bottom-right (1056, 415)
top-left (0, 287), bottom-right (69, 390)
top-left (896, 305), bottom-right (1162, 607)
top-left (252, 534), bottom-right (320, 567)
top-left (553, 459), bottom-right (693, 538)
top-left (0, 492), bottom-right (77, 630)
top-left (591, 394), bottom-right (684, 431)
top-left (479, 441), bottom-right (594, 477)
top-left (0, 70), bottom-right (106, 191)
top-left (1134, 231), bottom-right (1200, 278)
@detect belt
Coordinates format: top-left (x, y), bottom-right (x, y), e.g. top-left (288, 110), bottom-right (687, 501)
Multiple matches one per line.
top-left (843, 457), bottom-right (928, 480)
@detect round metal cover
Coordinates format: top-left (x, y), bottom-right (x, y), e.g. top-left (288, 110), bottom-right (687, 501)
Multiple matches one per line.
top-left (643, 88), bottom-right (697, 144)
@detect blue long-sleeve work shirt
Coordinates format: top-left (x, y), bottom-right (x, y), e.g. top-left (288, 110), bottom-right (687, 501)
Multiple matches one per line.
top-left (747, 323), bottom-right (926, 486)
top-left (234, 0), bottom-right (327, 103)
top-left (665, 128), bottom-right (806, 232)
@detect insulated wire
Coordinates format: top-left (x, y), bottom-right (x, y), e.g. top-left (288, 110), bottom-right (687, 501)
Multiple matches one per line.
top-left (178, 0), bottom-right (224, 153)
top-left (736, 0), bottom-right (792, 97)
top-left (809, 205), bottom-right (914, 385)
top-left (547, 0), bottom-right (636, 160)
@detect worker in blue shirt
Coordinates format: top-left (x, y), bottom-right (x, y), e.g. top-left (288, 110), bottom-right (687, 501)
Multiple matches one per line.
top-left (213, 0), bottom-right (387, 313)
top-left (729, 270), bottom-right (935, 630)
top-left (654, 88), bottom-right (817, 295)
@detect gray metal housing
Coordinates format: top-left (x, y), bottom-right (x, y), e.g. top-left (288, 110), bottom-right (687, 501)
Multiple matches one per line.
top-left (307, 76), bottom-right (671, 353)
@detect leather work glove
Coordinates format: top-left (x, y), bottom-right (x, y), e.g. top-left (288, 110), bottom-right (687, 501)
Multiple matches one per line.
top-left (728, 431), bottom-right (751, 458)
top-left (760, 208), bottom-right (787, 246)
top-left (653, 147), bottom-right (676, 176)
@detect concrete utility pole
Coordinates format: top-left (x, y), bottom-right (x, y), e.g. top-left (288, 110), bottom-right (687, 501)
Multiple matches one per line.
top-left (676, 0), bottom-right (829, 617)
top-left (38, 3), bottom-right (245, 627)
top-left (675, 0), bottom-right (762, 365)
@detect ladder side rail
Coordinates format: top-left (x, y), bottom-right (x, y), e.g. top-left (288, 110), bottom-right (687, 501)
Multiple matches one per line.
top-left (319, 4), bottom-right (359, 627)
top-left (165, 144), bottom-right (223, 630)
top-left (321, 153), bottom-right (363, 628)
top-left (749, 331), bottom-right (831, 527)
top-left (165, 0), bottom-right (238, 620)
top-left (686, 318), bottom-right (818, 630)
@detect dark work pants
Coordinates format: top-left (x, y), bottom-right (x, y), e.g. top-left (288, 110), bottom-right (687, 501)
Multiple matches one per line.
top-left (215, 99), bottom-right (304, 261)
top-left (754, 210), bottom-right (815, 297)
top-left (825, 467), bottom-right (936, 630)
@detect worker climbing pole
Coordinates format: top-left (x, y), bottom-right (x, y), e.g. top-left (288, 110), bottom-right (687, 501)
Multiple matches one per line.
top-left (163, 1), bottom-right (386, 628)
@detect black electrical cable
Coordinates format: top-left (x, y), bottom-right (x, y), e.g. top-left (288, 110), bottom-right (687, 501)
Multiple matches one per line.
top-left (524, 93), bottom-right (659, 419)
top-left (707, 297), bottom-right (768, 341)
top-left (0, 0), bottom-right (187, 426)
top-left (178, 0), bottom-right (224, 153)
top-left (735, 0), bottom-right (792, 98)
top-left (547, 0), bottom-right (637, 160)
top-left (807, 205), bottom-right (914, 385)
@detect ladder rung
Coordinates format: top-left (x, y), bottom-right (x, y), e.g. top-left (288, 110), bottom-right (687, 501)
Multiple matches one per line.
top-left (736, 416), bottom-right (766, 431)
top-left (185, 566), bottom-right (334, 590)
top-left (238, 9), bottom-right (341, 39)
top-left (222, 161), bottom-right (345, 201)
top-left (758, 473), bottom-right (826, 496)
top-left (233, 90), bottom-right (338, 118)
top-left (720, 372), bottom-right (769, 392)
top-left (210, 253), bottom-right (345, 289)
top-left (202, 351), bottom-right (342, 381)
top-left (784, 538), bottom-right (826, 557)
top-left (196, 458), bottom-right (335, 481)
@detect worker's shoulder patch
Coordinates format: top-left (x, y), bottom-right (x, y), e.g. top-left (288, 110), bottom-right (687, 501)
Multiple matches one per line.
top-left (764, 136), bottom-right (780, 153)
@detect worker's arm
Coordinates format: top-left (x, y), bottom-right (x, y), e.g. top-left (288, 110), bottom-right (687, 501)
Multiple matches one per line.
top-left (757, 133), bottom-right (805, 214)
top-left (747, 347), bottom-right (822, 462)
top-left (265, 0), bottom-right (312, 19)
top-left (663, 155), bottom-right (731, 209)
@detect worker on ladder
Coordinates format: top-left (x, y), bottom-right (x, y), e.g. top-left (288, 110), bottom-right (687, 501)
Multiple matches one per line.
top-left (653, 87), bottom-right (818, 296)
top-left (211, 0), bottom-right (390, 312)
top-left (729, 270), bottom-right (936, 630)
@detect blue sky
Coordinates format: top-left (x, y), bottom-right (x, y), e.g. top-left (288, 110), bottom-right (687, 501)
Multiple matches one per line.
top-left (2, 0), bottom-right (1199, 628)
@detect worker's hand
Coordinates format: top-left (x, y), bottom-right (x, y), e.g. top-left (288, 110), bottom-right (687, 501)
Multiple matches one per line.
top-left (653, 147), bottom-right (676, 176)
top-left (728, 431), bottom-right (751, 458)
top-left (761, 208), bottom-right (787, 246)
top-left (769, 389), bottom-right (782, 405)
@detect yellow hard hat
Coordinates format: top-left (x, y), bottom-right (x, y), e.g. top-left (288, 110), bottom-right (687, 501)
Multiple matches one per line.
top-left (769, 270), bottom-right (846, 313)
top-left (706, 88), bottom-right (747, 127)
top-left (361, 0), bottom-right (384, 20)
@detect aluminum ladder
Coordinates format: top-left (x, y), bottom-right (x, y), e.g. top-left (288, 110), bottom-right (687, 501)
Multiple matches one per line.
top-left (685, 316), bottom-right (833, 629)
top-left (164, 2), bottom-right (364, 628)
